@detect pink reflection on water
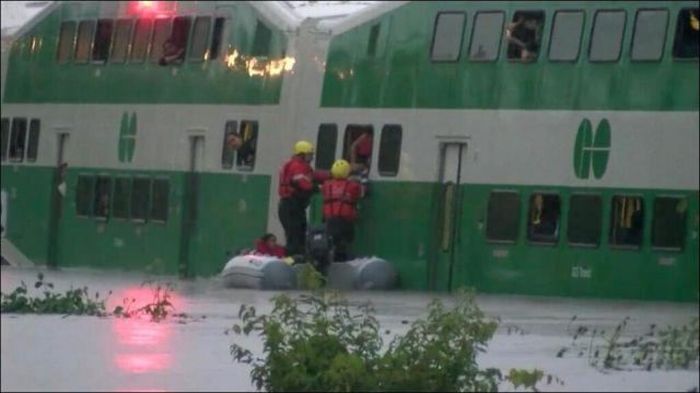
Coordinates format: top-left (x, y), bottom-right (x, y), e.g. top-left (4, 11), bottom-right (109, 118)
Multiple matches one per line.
top-left (114, 353), bottom-right (172, 374)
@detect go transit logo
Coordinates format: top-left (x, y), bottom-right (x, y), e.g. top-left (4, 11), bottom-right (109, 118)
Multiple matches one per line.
top-left (573, 118), bottom-right (611, 179)
top-left (118, 112), bottom-right (137, 163)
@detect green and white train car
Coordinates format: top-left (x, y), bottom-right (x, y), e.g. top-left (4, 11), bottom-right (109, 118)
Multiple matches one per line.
top-left (1, 1), bottom-right (698, 302)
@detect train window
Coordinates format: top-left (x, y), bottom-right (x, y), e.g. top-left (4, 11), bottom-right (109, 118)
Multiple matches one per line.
top-left (506, 10), bottom-right (545, 62)
top-left (9, 118), bottom-right (27, 162)
top-left (150, 178), bottom-right (169, 222)
top-left (75, 175), bottom-right (95, 217)
top-left (57, 21), bottom-right (76, 64)
top-left (589, 10), bottom-right (626, 62)
top-left (469, 11), bottom-right (504, 61)
top-left (1, 118), bottom-right (9, 162)
top-left (93, 176), bottom-right (112, 220)
top-left (549, 10), bottom-right (584, 61)
top-left (251, 20), bottom-right (272, 56)
top-left (609, 195), bottom-right (644, 248)
top-left (130, 18), bottom-right (153, 62)
top-left (221, 121), bottom-right (237, 169)
top-left (486, 191), bottom-right (520, 242)
top-left (210, 17), bottom-right (226, 60)
top-left (378, 125), bottom-right (402, 177)
top-left (189, 16), bottom-right (211, 61)
top-left (315, 124), bottom-right (338, 171)
top-left (92, 19), bottom-right (114, 63)
top-left (150, 18), bottom-right (172, 63)
top-left (652, 197), bottom-right (687, 250)
top-left (237, 121), bottom-right (258, 171)
top-left (159, 16), bottom-right (191, 65)
top-left (367, 23), bottom-right (381, 57)
top-left (110, 19), bottom-right (133, 63)
top-left (343, 125), bottom-right (374, 175)
top-left (112, 177), bottom-right (130, 219)
top-left (431, 12), bottom-right (466, 62)
top-left (26, 119), bottom-right (40, 163)
top-left (130, 177), bottom-right (151, 222)
top-left (527, 193), bottom-right (560, 244)
top-left (631, 9), bottom-right (669, 61)
top-left (74, 20), bottom-right (96, 64)
top-left (568, 194), bottom-right (602, 246)
top-left (672, 8), bottom-right (699, 59)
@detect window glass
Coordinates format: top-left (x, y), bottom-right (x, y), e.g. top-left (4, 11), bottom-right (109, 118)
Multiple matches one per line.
top-left (150, 18), bottom-right (172, 63)
top-left (343, 125), bottom-right (374, 175)
top-left (221, 121), bottom-right (237, 169)
top-left (189, 16), bottom-right (211, 60)
top-left (315, 124), bottom-right (338, 171)
top-left (26, 119), bottom-right (40, 162)
top-left (111, 19), bottom-right (133, 63)
top-left (75, 175), bottom-right (94, 217)
top-left (131, 18), bottom-right (153, 62)
top-left (549, 11), bottom-right (584, 61)
top-left (9, 118), bottom-right (27, 162)
top-left (112, 177), bottom-right (130, 219)
top-left (367, 23), bottom-right (381, 57)
top-left (469, 11), bottom-right (504, 61)
top-left (237, 121), bottom-right (258, 171)
top-left (609, 196), bottom-right (644, 248)
top-left (506, 11), bottom-right (545, 61)
top-left (150, 178), bottom-right (169, 222)
top-left (378, 125), bottom-right (402, 177)
top-left (93, 176), bottom-right (112, 220)
top-left (486, 191), bottom-right (520, 242)
top-left (57, 21), bottom-right (76, 63)
top-left (431, 12), bottom-right (466, 61)
top-left (527, 193), bottom-right (560, 243)
top-left (652, 197), bottom-right (687, 250)
top-left (567, 194), bottom-right (602, 246)
top-left (251, 20), bottom-right (272, 56)
top-left (672, 8), bottom-right (699, 59)
top-left (631, 10), bottom-right (669, 61)
top-left (210, 17), bottom-right (226, 60)
top-left (589, 10), bottom-right (626, 61)
top-left (130, 177), bottom-right (151, 222)
top-left (1, 118), bottom-right (9, 162)
top-left (75, 20), bottom-right (96, 63)
top-left (92, 19), bottom-right (114, 62)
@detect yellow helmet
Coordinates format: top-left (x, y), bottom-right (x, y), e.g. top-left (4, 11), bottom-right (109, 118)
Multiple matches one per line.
top-left (331, 159), bottom-right (351, 179)
top-left (293, 140), bottom-right (314, 155)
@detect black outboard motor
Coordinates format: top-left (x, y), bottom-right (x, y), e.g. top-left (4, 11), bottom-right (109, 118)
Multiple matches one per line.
top-left (305, 224), bottom-right (334, 276)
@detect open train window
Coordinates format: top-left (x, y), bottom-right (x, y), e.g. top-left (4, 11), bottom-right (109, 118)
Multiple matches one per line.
top-left (469, 11), bottom-right (504, 61)
top-left (157, 16), bottom-right (190, 65)
top-left (26, 119), bottom-right (40, 163)
top-left (93, 176), bottom-right (112, 220)
top-left (430, 12), bottom-right (466, 62)
top-left (589, 10), bottom-right (626, 62)
top-left (110, 19), bottom-right (133, 63)
top-left (252, 20), bottom-right (272, 57)
top-left (486, 191), bottom-right (520, 243)
top-left (315, 124), bottom-right (338, 171)
top-left (631, 9), bottom-right (669, 61)
top-left (210, 17), bottom-right (226, 60)
top-left (189, 16), bottom-right (211, 61)
top-left (92, 19), bottom-right (114, 63)
top-left (609, 195), bottom-right (644, 248)
top-left (367, 23), bottom-right (381, 57)
top-left (1, 118), bottom-right (9, 162)
top-left (150, 178), bottom-right (169, 222)
top-left (652, 197), bottom-right (687, 250)
top-left (130, 177), bottom-right (151, 222)
top-left (75, 20), bottom-right (96, 64)
top-left (112, 177), bottom-right (130, 219)
top-left (506, 10), bottom-right (545, 62)
top-left (236, 121), bottom-right (258, 171)
top-left (9, 118), bottom-right (27, 162)
top-left (130, 18), bottom-right (153, 62)
top-left (568, 194), bottom-right (602, 247)
top-left (672, 8), bottom-right (699, 59)
top-left (343, 125), bottom-right (374, 175)
top-left (57, 21), bottom-right (76, 63)
top-left (378, 125), bottom-right (402, 177)
top-left (150, 18), bottom-right (172, 63)
top-left (221, 121), bottom-right (237, 169)
top-left (549, 10), bottom-right (584, 61)
top-left (527, 193), bottom-right (560, 244)
top-left (76, 175), bottom-right (94, 218)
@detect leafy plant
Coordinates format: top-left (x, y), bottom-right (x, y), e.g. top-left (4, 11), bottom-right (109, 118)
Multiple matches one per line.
top-left (112, 281), bottom-right (176, 322)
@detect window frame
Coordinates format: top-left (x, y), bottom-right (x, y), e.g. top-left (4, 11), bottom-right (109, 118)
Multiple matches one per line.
top-left (129, 176), bottom-right (152, 223)
top-left (630, 8), bottom-right (670, 62)
top-left (149, 17), bottom-right (174, 64)
top-left (149, 177), bottom-right (170, 223)
top-left (468, 10), bottom-right (506, 62)
top-left (91, 18), bottom-right (115, 64)
top-left (251, 19), bottom-right (272, 57)
top-left (548, 9), bottom-right (586, 62)
top-left (74, 19), bottom-right (97, 65)
top-left (485, 189), bottom-right (521, 244)
top-left (526, 191), bottom-right (562, 246)
top-left (26, 118), bottom-right (40, 163)
top-left (1, 117), bottom-right (10, 162)
top-left (9, 117), bottom-right (28, 163)
top-left (92, 175), bottom-right (113, 221)
top-left (367, 22), bottom-right (381, 57)
top-left (429, 11), bottom-right (467, 63)
top-left (342, 124), bottom-right (375, 173)
top-left (651, 195), bottom-right (688, 251)
top-left (56, 20), bottom-right (77, 64)
top-left (671, 7), bottom-right (700, 61)
top-left (567, 192), bottom-right (603, 248)
top-left (75, 174), bottom-right (95, 218)
top-left (608, 194), bottom-right (645, 250)
top-left (377, 124), bottom-right (402, 177)
top-left (588, 9), bottom-right (628, 63)
top-left (504, 9), bottom-right (547, 63)
top-left (129, 17), bottom-right (154, 63)
top-left (209, 16), bottom-right (227, 60)
top-left (189, 15), bottom-right (212, 62)
top-left (235, 120), bottom-right (259, 172)
top-left (315, 123), bottom-right (338, 171)
top-left (111, 176), bottom-right (131, 220)
top-left (110, 18), bottom-right (134, 64)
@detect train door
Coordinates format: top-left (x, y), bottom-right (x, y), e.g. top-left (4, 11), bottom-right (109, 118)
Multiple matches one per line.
top-left (430, 142), bottom-right (467, 291)
top-left (47, 131), bottom-right (70, 268)
top-left (178, 134), bottom-right (204, 278)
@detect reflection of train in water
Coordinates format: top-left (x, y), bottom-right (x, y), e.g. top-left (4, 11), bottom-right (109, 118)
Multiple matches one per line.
top-left (1, 1), bottom-right (698, 301)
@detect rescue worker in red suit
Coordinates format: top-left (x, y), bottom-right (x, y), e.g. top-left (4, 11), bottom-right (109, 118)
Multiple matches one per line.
top-left (321, 159), bottom-right (363, 262)
top-left (278, 141), bottom-right (328, 256)
top-left (255, 233), bottom-right (286, 258)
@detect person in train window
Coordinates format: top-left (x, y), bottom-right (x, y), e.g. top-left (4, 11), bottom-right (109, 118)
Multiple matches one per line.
top-left (278, 140), bottom-right (330, 256)
top-left (506, 14), bottom-right (540, 61)
top-left (236, 124), bottom-right (257, 168)
top-left (159, 39), bottom-right (185, 66)
top-left (350, 129), bottom-right (373, 171)
top-left (321, 159), bottom-right (363, 263)
top-left (528, 194), bottom-right (559, 240)
top-left (255, 233), bottom-right (286, 258)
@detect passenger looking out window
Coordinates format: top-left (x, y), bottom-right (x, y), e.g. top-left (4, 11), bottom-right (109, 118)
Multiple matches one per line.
top-left (610, 196), bottom-right (644, 247)
top-left (527, 193), bottom-right (560, 243)
top-left (506, 11), bottom-right (544, 61)
top-left (673, 8), bottom-right (700, 58)
top-left (159, 17), bottom-right (190, 66)
top-left (159, 39), bottom-right (185, 65)
top-left (349, 128), bottom-right (373, 173)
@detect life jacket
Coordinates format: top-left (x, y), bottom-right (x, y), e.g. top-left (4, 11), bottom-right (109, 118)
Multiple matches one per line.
top-left (278, 156), bottom-right (314, 199)
top-left (321, 179), bottom-right (362, 221)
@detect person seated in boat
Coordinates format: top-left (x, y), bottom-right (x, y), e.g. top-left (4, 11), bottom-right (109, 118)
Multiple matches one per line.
top-left (255, 233), bottom-right (286, 258)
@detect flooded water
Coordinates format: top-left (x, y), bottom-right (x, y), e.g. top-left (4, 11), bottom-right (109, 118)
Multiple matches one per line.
top-left (1, 266), bottom-right (698, 392)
